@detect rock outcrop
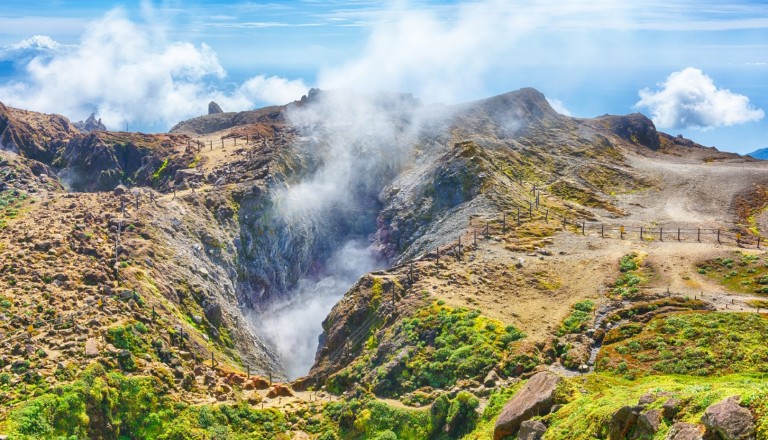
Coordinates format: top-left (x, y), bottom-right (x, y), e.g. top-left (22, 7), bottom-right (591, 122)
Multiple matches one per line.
top-left (208, 101), bottom-right (224, 115)
top-left (667, 422), bottom-right (704, 440)
top-left (493, 371), bottom-right (561, 440)
top-left (518, 420), bottom-right (547, 440)
top-left (701, 396), bottom-right (755, 440)
top-left (74, 113), bottom-right (106, 132)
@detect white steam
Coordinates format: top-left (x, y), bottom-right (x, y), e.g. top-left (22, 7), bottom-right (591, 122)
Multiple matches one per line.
top-left (635, 67), bottom-right (764, 130)
top-left (0, 9), bottom-right (307, 130)
top-left (256, 240), bottom-right (380, 379)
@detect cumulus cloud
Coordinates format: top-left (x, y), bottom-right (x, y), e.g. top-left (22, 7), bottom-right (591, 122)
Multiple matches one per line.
top-left (635, 67), bottom-right (764, 130)
top-left (317, 0), bottom-right (541, 103)
top-left (546, 98), bottom-right (572, 116)
top-left (0, 35), bottom-right (73, 64)
top-left (0, 9), bottom-right (307, 130)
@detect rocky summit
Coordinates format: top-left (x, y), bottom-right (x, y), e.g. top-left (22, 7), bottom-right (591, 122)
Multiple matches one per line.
top-left (0, 87), bottom-right (768, 439)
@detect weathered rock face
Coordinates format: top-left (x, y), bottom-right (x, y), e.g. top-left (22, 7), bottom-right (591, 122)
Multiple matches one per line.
top-left (589, 113), bottom-right (661, 151)
top-left (0, 101), bottom-right (79, 163)
top-left (208, 101), bottom-right (224, 115)
top-left (667, 422), bottom-right (703, 440)
top-left (73, 113), bottom-right (106, 132)
top-left (518, 420), bottom-right (547, 440)
top-left (493, 371), bottom-right (561, 440)
top-left (701, 396), bottom-right (756, 440)
top-left (609, 405), bottom-right (642, 440)
top-left (57, 132), bottom-right (182, 191)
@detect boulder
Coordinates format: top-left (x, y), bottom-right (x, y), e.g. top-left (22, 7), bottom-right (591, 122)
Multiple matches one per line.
top-left (666, 422), bottom-right (703, 440)
top-left (266, 383), bottom-right (294, 398)
top-left (638, 409), bottom-right (663, 435)
top-left (518, 420), bottom-right (547, 440)
top-left (113, 184), bottom-right (128, 196)
top-left (493, 371), bottom-right (561, 440)
top-left (84, 338), bottom-right (99, 357)
top-left (608, 405), bottom-right (642, 440)
top-left (701, 396), bottom-right (755, 440)
top-left (663, 398), bottom-right (683, 420)
top-left (243, 376), bottom-right (270, 390)
top-left (484, 369), bottom-right (500, 387)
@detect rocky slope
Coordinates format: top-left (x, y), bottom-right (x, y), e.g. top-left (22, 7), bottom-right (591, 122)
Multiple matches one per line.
top-left (1, 88), bottom-right (768, 439)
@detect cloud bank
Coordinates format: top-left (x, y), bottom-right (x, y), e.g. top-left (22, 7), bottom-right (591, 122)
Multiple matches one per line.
top-left (0, 9), bottom-right (307, 131)
top-left (635, 67), bottom-right (764, 130)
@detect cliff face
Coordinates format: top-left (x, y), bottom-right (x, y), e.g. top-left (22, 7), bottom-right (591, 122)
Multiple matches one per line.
top-left (0, 102), bottom-right (79, 163)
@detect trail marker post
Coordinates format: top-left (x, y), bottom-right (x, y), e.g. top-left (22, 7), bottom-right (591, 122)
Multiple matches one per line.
top-left (660, 227), bottom-right (663, 242)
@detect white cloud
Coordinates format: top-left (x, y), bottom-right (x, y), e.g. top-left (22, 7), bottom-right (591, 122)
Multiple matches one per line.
top-left (546, 98), bottom-right (572, 116)
top-left (317, 0), bottom-right (543, 103)
top-left (0, 35), bottom-right (73, 63)
top-left (635, 67), bottom-right (764, 130)
top-left (0, 9), bottom-right (307, 131)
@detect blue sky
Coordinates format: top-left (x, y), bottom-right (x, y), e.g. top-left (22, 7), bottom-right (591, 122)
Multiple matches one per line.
top-left (0, 0), bottom-right (766, 154)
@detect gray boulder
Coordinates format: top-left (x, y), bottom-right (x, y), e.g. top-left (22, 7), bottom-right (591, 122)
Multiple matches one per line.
top-left (666, 422), bottom-right (703, 440)
top-left (637, 409), bottom-right (663, 436)
top-left (493, 371), bottom-right (561, 440)
top-left (608, 405), bottom-right (642, 440)
top-left (519, 420), bottom-right (547, 440)
top-left (701, 396), bottom-right (755, 440)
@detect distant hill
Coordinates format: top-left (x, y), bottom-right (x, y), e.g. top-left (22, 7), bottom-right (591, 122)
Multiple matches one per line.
top-left (748, 147), bottom-right (768, 160)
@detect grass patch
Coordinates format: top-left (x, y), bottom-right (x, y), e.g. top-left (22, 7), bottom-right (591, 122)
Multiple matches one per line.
top-left (599, 312), bottom-right (768, 378)
top-left (611, 253), bottom-right (647, 298)
top-left (697, 251), bottom-right (768, 294)
top-left (558, 300), bottom-right (595, 335)
top-left (1, 364), bottom-right (289, 439)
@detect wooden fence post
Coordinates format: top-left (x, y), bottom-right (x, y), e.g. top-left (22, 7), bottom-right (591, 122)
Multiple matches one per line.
top-left (582, 222), bottom-right (585, 236)
top-left (620, 226), bottom-right (624, 240)
top-left (660, 227), bottom-right (663, 242)
top-left (697, 228), bottom-right (701, 242)
top-left (717, 229), bottom-right (721, 244)
top-left (601, 224), bottom-right (604, 238)
top-left (640, 226), bottom-right (643, 241)
top-left (502, 212), bottom-right (506, 234)
top-left (677, 228), bottom-right (681, 242)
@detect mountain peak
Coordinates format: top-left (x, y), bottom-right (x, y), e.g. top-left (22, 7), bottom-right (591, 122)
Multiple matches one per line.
top-left (73, 113), bottom-right (106, 132)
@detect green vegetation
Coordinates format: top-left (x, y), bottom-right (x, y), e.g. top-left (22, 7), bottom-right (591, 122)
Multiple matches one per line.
top-left (697, 252), bottom-right (768, 294)
top-left (600, 312), bottom-right (768, 378)
top-left (2, 364), bottom-right (289, 439)
top-left (612, 253), bottom-right (647, 298)
top-left (533, 373), bottom-right (768, 440)
top-left (322, 392), bottom-right (479, 440)
top-left (0, 189), bottom-right (29, 227)
top-left (152, 158), bottom-right (170, 181)
top-left (327, 303), bottom-right (526, 397)
top-left (558, 300), bottom-right (595, 335)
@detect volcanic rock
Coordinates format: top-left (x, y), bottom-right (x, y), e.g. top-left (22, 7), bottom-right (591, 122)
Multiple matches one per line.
top-left (493, 371), bottom-right (561, 440)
